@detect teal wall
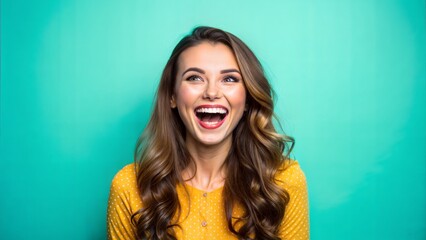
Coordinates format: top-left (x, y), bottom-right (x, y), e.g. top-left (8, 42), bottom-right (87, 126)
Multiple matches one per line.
top-left (1, 0), bottom-right (425, 239)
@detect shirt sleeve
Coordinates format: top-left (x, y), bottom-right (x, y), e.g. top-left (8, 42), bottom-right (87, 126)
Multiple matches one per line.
top-left (107, 164), bottom-right (139, 240)
top-left (278, 161), bottom-right (310, 240)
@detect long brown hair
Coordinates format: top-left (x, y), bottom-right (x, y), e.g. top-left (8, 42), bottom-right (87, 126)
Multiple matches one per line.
top-left (132, 26), bottom-right (294, 240)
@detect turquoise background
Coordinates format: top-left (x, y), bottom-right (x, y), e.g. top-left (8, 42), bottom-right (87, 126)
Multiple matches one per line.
top-left (1, 0), bottom-right (425, 239)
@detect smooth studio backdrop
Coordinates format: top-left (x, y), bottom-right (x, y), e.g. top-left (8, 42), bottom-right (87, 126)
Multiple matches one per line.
top-left (1, 0), bottom-right (425, 239)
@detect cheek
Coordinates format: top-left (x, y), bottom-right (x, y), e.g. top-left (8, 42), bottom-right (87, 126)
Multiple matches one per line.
top-left (175, 84), bottom-right (202, 107)
top-left (225, 86), bottom-right (246, 108)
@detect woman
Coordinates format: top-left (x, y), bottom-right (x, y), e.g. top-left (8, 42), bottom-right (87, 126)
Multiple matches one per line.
top-left (107, 26), bottom-right (309, 240)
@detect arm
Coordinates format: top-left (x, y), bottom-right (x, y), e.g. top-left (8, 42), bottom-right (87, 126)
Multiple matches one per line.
top-left (279, 162), bottom-right (310, 240)
top-left (107, 164), bottom-right (139, 240)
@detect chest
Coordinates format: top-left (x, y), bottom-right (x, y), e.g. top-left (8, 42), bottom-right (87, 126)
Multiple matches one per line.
top-left (174, 186), bottom-right (244, 240)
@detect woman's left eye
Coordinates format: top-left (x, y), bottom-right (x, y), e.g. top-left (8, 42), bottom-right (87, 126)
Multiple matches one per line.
top-left (223, 76), bottom-right (240, 82)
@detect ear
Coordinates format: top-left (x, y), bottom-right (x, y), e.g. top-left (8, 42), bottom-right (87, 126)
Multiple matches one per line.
top-left (170, 95), bottom-right (177, 108)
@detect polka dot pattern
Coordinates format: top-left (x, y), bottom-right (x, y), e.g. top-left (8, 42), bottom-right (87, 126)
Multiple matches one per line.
top-left (107, 161), bottom-right (309, 240)
top-left (276, 161), bottom-right (310, 240)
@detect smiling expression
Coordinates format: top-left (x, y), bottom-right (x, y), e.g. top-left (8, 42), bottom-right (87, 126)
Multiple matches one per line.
top-left (171, 42), bottom-right (247, 147)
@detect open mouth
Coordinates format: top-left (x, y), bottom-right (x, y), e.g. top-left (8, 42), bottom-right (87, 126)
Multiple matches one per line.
top-left (194, 106), bottom-right (228, 128)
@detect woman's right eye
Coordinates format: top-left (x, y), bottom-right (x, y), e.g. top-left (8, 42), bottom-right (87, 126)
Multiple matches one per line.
top-left (186, 75), bottom-right (203, 81)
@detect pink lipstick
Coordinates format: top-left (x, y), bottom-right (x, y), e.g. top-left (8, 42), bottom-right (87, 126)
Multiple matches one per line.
top-left (194, 105), bottom-right (228, 129)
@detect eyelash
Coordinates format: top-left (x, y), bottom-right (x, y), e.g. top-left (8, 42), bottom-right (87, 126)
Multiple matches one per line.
top-left (186, 75), bottom-right (203, 81)
top-left (185, 75), bottom-right (240, 82)
top-left (223, 75), bottom-right (240, 82)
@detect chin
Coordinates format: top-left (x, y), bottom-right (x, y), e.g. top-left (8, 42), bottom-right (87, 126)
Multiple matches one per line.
top-left (195, 133), bottom-right (230, 146)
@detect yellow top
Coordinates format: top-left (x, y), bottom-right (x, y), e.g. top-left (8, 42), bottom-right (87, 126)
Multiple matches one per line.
top-left (107, 161), bottom-right (309, 240)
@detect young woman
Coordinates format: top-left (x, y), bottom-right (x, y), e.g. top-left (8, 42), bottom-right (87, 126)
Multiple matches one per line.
top-left (107, 26), bottom-right (309, 240)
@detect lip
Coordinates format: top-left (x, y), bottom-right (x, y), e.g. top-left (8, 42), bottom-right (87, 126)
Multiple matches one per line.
top-left (194, 104), bottom-right (228, 129)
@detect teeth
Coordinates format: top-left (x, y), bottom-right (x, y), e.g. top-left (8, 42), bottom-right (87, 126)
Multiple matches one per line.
top-left (195, 107), bottom-right (227, 114)
top-left (203, 121), bottom-right (220, 125)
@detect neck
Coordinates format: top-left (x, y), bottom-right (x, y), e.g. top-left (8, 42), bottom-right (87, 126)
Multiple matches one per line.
top-left (183, 136), bottom-right (231, 192)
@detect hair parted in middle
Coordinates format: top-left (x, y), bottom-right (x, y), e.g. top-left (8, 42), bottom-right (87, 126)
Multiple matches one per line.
top-left (132, 26), bottom-right (295, 240)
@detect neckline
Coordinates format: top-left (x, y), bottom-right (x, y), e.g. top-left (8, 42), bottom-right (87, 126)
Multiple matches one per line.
top-left (181, 182), bottom-right (224, 194)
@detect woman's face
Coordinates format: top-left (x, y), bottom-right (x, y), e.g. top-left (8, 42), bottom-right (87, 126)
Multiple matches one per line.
top-left (172, 41), bottom-right (246, 147)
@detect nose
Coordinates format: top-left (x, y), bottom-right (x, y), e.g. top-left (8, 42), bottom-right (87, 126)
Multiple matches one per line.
top-left (203, 81), bottom-right (221, 100)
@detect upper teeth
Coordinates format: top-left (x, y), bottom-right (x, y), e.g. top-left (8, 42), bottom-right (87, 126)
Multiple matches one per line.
top-left (196, 108), bottom-right (227, 114)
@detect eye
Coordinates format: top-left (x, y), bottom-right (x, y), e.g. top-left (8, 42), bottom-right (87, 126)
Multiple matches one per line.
top-left (223, 75), bottom-right (240, 83)
top-left (186, 75), bottom-right (203, 82)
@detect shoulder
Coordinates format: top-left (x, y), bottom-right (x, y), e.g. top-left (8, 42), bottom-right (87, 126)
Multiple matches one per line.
top-left (275, 160), bottom-right (308, 191)
top-left (112, 163), bottom-right (137, 184)
top-left (109, 163), bottom-right (140, 203)
top-left (107, 163), bottom-right (140, 239)
top-left (276, 160), bottom-right (310, 239)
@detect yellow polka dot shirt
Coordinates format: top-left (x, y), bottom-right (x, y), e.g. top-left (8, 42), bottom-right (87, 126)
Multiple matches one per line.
top-left (107, 161), bottom-right (309, 239)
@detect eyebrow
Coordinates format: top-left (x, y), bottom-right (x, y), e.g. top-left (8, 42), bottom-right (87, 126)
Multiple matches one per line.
top-left (220, 69), bottom-right (241, 74)
top-left (182, 67), bottom-right (205, 77)
top-left (181, 67), bottom-right (241, 77)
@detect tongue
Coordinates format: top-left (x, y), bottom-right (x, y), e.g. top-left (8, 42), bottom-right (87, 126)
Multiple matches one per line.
top-left (202, 114), bottom-right (222, 122)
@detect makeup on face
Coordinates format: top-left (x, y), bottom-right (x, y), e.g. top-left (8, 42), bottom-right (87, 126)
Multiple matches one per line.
top-left (172, 42), bottom-right (246, 146)
top-left (194, 104), bottom-right (228, 129)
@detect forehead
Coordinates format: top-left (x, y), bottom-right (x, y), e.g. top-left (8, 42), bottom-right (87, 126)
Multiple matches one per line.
top-left (177, 42), bottom-right (240, 71)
